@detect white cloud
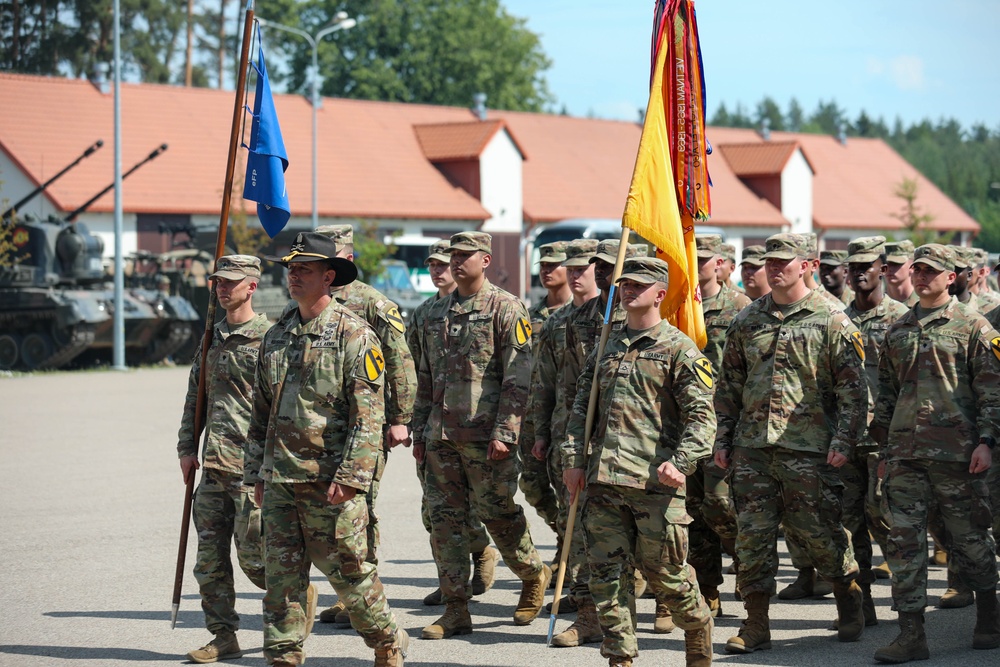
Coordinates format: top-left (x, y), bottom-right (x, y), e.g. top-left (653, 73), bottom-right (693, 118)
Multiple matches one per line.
top-left (866, 57), bottom-right (885, 76)
top-left (888, 55), bottom-right (925, 91)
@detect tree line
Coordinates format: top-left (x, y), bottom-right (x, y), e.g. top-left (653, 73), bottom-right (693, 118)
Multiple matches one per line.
top-left (711, 97), bottom-right (1000, 251)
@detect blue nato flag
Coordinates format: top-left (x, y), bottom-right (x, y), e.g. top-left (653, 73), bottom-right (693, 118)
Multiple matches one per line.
top-left (243, 28), bottom-right (290, 238)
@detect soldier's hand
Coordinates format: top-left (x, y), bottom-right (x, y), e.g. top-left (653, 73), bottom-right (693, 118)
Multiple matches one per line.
top-left (412, 442), bottom-right (426, 464)
top-left (970, 444), bottom-right (992, 474)
top-left (327, 482), bottom-right (358, 505)
top-left (827, 450), bottom-right (848, 468)
top-left (714, 448), bottom-right (730, 470)
top-left (387, 424), bottom-right (412, 448)
top-left (180, 455), bottom-right (200, 483)
top-left (656, 461), bottom-right (685, 488)
top-left (563, 468), bottom-right (586, 504)
top-left (254, 482), bottom-right (264, 507)
top-left (488, 439), bottom-right (511, 461)
top-left (532, 439), bottom-right (548, 461)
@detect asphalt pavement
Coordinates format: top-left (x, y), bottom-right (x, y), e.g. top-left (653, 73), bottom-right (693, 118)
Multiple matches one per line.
top-left (0, 366), bottom-right (996, 666)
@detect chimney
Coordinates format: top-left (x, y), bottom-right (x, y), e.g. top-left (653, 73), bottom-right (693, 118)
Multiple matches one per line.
top-left (89, 63), bottom-right (111, 94)
top-left (472, 92), bottom-right (488, 121)
top-left (760, 117), bottom-right (771, 141)
top-left (837, 121), bottom-right (847, 146)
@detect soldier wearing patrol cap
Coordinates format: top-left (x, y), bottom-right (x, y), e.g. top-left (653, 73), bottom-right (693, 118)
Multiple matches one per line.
top-left (871, 243), bottom-right (1000, 663)
top-left (969, 248), bottom-right (1000, 314)
top-left (820, 250), bottom-right (854, 306)
top-left (177, 255), bottom-right (272, 664)
top-left (245, 232), bottom-right (409, 667)
top-left (740, 245), bottom-right (770, 300)
top-left (407, 240), bottom-right (497, 607)
top-left (563, 256), bottom-right (715, 667)
top-left (715, 232), bottom-right (868, 653)
top-left (719, 242), bottom-right (743, 294)
top-left (885, 240), bottom-right (918, 306)
top-left (412, 231), bottom-right (550, 639)
top-left (948, 245), bottom-right (981, 311)
top-left (312, 224), bottom-right (418, 626)
top-left (802, 234), bottom-right (846, 311)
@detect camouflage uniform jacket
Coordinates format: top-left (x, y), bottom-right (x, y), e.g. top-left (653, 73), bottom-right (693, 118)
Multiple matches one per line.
top-left (177, 313), bottom-right (271, 475)
top-left (976, 288), bottom-right (1000, 315)
top-left (523, 295), bottom-right (570, 437)
top-left (531, 302), bottom-right (577, 445)
top-left (563, 293), bottom-right (626, 414)
top-left (873, 297), bottom-right (1000, 462)
top-left (714, 290), bottom-right (868, 457)
top-left (702, 286), bottom-right (751, 374)
top-left (562, 320), bottom-right (716, 492)
top-left (814, 285), bottom-right (847, 311)
top-left (244, 300), bottom-right (386, 488)
top-left (333, 280), bottom-right (416, 426)
top-left (407, 291), bottom-right (444, 442)
top-left (413, 278), bottom-right (532, 446)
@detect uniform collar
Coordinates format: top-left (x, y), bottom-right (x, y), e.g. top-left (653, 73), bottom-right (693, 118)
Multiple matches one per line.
top-left (449, 278), bottom-right (493, 314)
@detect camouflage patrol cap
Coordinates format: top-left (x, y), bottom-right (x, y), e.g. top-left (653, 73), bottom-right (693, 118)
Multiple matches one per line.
top-left (562, 239), bottom-right (599, 267)
top-left (806, 233), bottom-right (819, 259)
top-left (949, 245), bottom-right (974, 270)
top-left (912, 244), bottom-right (956, 272)
top-left (973, 248), bottom-right (989, 268)
top-left (616, 256), bottom-right (671, 286)
top-left (538, 241), bottom-right (569, 264)
top-left (424, 240), bottom-right (451, 266)
top-left (885, 240), bottom-right (915, 263)
top-left (762, 233), bottom-right (811, 261)
top-left (696, 234), bottom-right (723, 259)
top-left (449, 231), bottom-right (492, 254)
top-left (315, 224), bottom-right (354, 252)
top-left (210, 254), bottom-right (262, 280)
top-left (262, 232), bottom-right (358, 286)
top-left (721, 243), bottom-right (737, 262)
top-left (846, 236), bottom-right (886, 263)
top-left (741, 245), bottom-right (766, 266)
top-left (630, 243), bottom-right (649, 257)
top-left (591, 239), bottom-right (642, 265)
top-left (819, 250), bottom-right (849, 266)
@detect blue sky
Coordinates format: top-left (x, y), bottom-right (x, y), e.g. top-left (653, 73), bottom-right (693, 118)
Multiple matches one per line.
top-left (502, 0), bottom-right (1000, 131)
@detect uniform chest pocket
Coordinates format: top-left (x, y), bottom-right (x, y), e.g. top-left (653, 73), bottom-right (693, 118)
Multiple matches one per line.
top-left (458, 317), bottom-right (494, 356)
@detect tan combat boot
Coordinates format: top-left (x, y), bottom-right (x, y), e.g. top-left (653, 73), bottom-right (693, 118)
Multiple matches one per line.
top-left (702, 585), bottom-right (722, 618)
top-left (653, 600), bottom-right (676, 634)
top-left (874, 611), bottom-right (929, 663)
top-left (552, 596), bottom-right (604, 647)
top-left (422, 588), bottom-right (444, 606)
top-left (832, 578), bottom-right (865, 642)
top-left (608, 657), bottom-right (633, 666)
top-left (938, 570), bottom-right (974, 608)
top-left (684, 617), bottom-right (713, 667)
top-left (422, 602), bottom-right (473, 639)
top-left (973, 590), bottom-right (1000, 650)
top-left (319, 597), bottom-right (351, 626)
top-left (874, 561), bottom-right (892, 580)
top-left (187, 632), bottom-right (242, 664)
top-left (725, 592), bottom-right (771, 653)
top-left (513, 564), bottom-right (552, 625)
top-left (544, 594), bottom-right (578, 615)
top-left (374, 628), bottom-right (409, 667)
top-left (778, 567), bottom-right (830, 600)
top-left (634, 569), bottom-right (649, 599)
top-left (471, 546), bottom-right (500, 596)
top-left (304, 584), bottom-right (318, 638)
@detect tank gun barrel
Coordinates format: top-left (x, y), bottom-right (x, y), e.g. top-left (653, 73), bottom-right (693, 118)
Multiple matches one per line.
top-left (65, 143), bottom-right (168, 222)
top-left (1, 139), bottom-right (104, 223)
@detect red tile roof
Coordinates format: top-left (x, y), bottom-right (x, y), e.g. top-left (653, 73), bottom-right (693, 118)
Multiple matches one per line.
top-left (717, 141), bottom-right (812, 177)
top-left (414, 120), bottom-right (524, 162)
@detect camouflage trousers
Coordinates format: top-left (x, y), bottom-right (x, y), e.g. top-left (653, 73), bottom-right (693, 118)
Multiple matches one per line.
top-left (192, 470), bottom-right (266, 635)
top-left (517, 424), bottom-right (560, 536)
top-left (261, 481), bottom-right (399, 664)
top-left (424, 439), bottom-right (544, 603)
top-left (416, 456), bottom-right (490, 553)
top-left (991, 462), bottom-right (1000, 556)
top-left (882, 459), bottom-right (997, 612)
top-left (730, 446), bottom-right (857, 597)
top-left (686, 457), bottom-right (738, 590)
top-left (584, 484), bottom-right (710, 660)
top-left (363, 444), bottom-right (387, 565)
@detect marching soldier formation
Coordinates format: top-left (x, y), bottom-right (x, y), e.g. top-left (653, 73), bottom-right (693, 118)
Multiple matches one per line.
top-left (176, 228), bottom-right (1000, 667)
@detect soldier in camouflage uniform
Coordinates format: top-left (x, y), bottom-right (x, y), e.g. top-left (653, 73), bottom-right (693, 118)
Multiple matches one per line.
top-left (563, 257), bottom-right (715, 667)
top-left (533, 240), bottom-right (605, 647)
top-left (246, 233), bottom-right (408, 667)
top-left (801, 234), bottom-right (846, 312)
top-left (871, 243), bottom-right (1000, 663)
top-left (715, 233), bottom-right (868, 653)
top-left (970, 248), bottom-right (1000, 314)
top-left (739, 245), bottom-right (770, 300)
top-left (986, 302), bottom-right (1000, 556)
top-left (519, 242), bottom-right (571, 545)
top-left (412, 231), bottom-right (550, 639)
top-left (313, 225), bottom-right (418, 626)
top-left (719, 243), bottom-right (742, 293)
top-left (687, 235), bottom-right (749, 617)
top-left (819, 250), bottom-right (855, 306)
top-left (177, 255), bottom-right (271, 664)
top-left (885, 241), bottom-right (919, 307)
top-left (842, 236), bottom-right (910, 624)
top-left (407, 240), bottom-right (497, 607)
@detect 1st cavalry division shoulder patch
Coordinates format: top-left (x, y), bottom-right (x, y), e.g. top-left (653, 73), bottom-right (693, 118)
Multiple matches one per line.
top-left (851, 331), bottom-right (866, 362)
top-left (385, 306), bottom-right (406, 334)
top-left (992, 336), bottom-right (1000, 363)
top-left (364, 347), bottom-right (386, 381)
top-left (693, 357), bottom-right (714, 390)
top-left (514, 318), bottom-right (531, 346)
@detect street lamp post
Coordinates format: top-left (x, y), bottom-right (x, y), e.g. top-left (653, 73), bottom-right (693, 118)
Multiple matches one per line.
top-left (258, 13), bottom-right (356, 229)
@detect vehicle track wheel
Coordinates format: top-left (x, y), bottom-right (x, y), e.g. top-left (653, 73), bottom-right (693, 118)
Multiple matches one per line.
top-left (21, 332), bottom-right (54, 370)
top-left (0, 333), bottom-right (20, 371)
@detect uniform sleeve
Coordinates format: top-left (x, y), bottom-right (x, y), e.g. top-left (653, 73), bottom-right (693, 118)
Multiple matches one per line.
top-left (492, 301), bottom-right (531, 444)
top-left (562, 322), bottom-right (582, 415)
top-left (669, 348), bottom-right (717, 475)
top-left (176, 343), bottom-right (205, 459)
top-left (828, 313), bottom-right (869, 456)
top-left (532, 321), bottom-right (558, 444)
top-left (871, 334), bottom-right (900, 442)
top-left (412, 313), bottom-right (433, 448)
top-left (970, 320), bottom-right (1000, 444)
top-left (336, 329), bottom-right (387, 490)
top-left (562, 346), bottom-right (599, 471)
top-left (405, 305), bottom-right (424, 375)
top-left (713, 318), bottom-right (747, 453)
top-left (373, 301), bottom-right (416, 426)
top-left (243, 337), bottom-right (272, 485)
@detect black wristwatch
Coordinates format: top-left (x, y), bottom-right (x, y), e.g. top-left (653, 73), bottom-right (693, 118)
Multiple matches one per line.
top-left (979, 436), bottom-right (996, 450)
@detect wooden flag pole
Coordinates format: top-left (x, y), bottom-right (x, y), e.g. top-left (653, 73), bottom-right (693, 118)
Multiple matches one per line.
top-left (171, 0), bottom-right (256, 629)
top-left (547, 227), bottom-right (631, 644)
